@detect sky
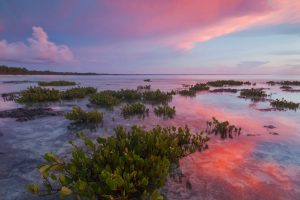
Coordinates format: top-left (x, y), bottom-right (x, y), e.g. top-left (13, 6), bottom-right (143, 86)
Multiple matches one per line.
top-left (0, 0), bottom-right (300, 74)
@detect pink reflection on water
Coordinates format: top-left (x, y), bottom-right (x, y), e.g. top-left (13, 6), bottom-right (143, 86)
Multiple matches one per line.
top-left (165, 94), bottom-right (300, 199)
top-left (173, 138), bottom-right (300, 200)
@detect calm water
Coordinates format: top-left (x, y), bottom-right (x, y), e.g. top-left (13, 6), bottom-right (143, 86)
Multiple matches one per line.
top-left (0, 75), bottom-right (300, 200)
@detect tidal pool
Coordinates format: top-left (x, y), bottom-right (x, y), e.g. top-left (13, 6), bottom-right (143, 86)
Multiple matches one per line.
top-left (0, 75), bottom-right (300, 200)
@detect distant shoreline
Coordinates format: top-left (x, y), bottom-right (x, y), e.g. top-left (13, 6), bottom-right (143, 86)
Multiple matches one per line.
top-left (0, 65), bottom-right (295, 76)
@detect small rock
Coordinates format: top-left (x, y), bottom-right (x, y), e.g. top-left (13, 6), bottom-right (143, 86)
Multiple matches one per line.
top-left (264, 125), bottom-right (276, 129)
top-left (186, 180), bottom-right (192, 190)
top-left (269, 132), bottom-right (279, 135)
top-left (247, 134), bottom-right (260, 136)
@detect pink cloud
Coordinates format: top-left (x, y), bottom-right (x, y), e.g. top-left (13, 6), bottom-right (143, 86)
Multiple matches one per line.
top-left (0, 26), bottom-right (74, 64)
top-left (163, 0), bottom-right (300, 50)
top-left (87, 0), bottom-right (299, 50)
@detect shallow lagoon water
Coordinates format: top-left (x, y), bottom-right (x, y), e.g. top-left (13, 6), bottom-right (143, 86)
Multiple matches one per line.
top-left (0, 75), bottom-right (300, 200)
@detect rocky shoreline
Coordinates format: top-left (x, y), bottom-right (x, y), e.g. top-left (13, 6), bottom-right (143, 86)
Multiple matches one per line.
top-left (0, 108), bottom-right (64, 121)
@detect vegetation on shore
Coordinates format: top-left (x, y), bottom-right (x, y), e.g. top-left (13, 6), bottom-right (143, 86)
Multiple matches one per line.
top-left (65, 107), bottom-right (104, 124)
top-left (121, 103), bottom-right (149, 118)
top-left (38, 81), bottom-right (76, 86)
top-left (0, 65), bottom-right (97, 75)
top-left (206, 80), bottom-right (251, 87)
top-left (270, 99), bottom-right (299, 111)
top-left (2, 80), bottom-right (36, 84)
top-left (240, 88), bottom-right (267, 99)
top-left (27, 125), bottom-right (209, 199)
top-left (154, 105), bottom-right (176, 119)
top-left (206, 117), bottom-right (242, 139)
top-left (143, 79), bottom-right (151, 82)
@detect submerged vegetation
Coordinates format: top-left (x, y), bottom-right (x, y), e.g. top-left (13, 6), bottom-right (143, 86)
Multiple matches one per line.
top-left (1, 92), bottom-right (20, 101)
top-left (270, 99), bottom-right (299, 111)
top-left (206, 117), bottom-right (242, 139)
top-left (206, 80), bottom-right (251, 87)
top-left (280, 85), bottom-right (293, 90)
top-left (210, 88), bottom-right (238, 93)
top-left (178, 89), bottom-right (196, 97)
top-left (16, 86), bottom-right (97, 103)
top-left (121, 103), bottom-right (149, 118)
top-left (154, 105), bottom-right (176, 119)
top-left (65, 107), bottom-right (104, 124)
top-left (27, 125), bottom-right (209, 199)
top-left (240, 88), bottom-right (267, 100)
top-left (38, 80), bottom-right (76, 86)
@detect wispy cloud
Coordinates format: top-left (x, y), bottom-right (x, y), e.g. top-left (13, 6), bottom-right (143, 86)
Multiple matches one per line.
top-left (237, 61), bottom-right (269, 68)
top-left (0, 26), bottom-right (74, 64)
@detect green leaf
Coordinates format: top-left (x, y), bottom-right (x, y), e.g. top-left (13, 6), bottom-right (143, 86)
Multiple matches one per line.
top-left (60, 186), bottom-right (72, 197)
top-left (39, 164), bottom-right (50, 175)
top-left (26, 183), bottom-right (39, 194)
top-left (44, 152), bottom-right (61, 163)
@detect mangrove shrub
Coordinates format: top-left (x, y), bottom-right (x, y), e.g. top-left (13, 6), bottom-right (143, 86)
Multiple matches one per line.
top-left (27, 125), bottom-right (209, 199)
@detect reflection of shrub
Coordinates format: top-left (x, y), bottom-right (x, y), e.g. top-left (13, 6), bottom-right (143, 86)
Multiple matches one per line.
top-left (270, 98), bottom-right (299, 111)
top-left (144, 79), bottom-right (151, 82)
top-left (281, 81), bottom-right (300, 86)
top-left (137, 85), bottom-right (151, 90)
top-left (27, 125), bottom-right (209, 199)
top-left (65, 107), bottom-right (103, 124)
top-left (38, 81), bottom-right (76, 86)
top-left (207, 80), bottom-right (250, 87)
top-left (61, 87), bottom-right (97, 99)
top-left (121, 103), bottom-right (149, 118)
top-left (179, 89), bottom-right (196, 96)
top-left (206, 117), bottom-right (241, 139)
top-left (267, 81), bottom-right (300, 86)
top-left (240, 88), bottom-right (267, 99)
top-left (280, 85), bottom-right (293, 90)
top-left (17, 87), bottom-right (60, 103)
top-left (89, 91), bottom-right (117, 108)
top-left (154, 105), bottom-right (176, 119)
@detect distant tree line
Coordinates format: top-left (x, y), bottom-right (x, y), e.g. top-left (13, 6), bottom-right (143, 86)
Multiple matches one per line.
top-left (0, 65), bottom-right (97, 75)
